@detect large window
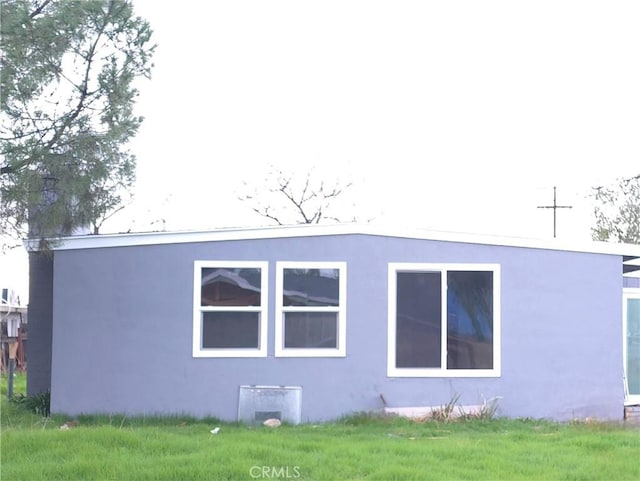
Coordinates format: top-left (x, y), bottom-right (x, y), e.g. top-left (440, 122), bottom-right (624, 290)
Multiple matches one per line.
top-left (275, 262), bottom-right (347, 357)
top-left (624, 289), bottom-right (640, 405)
top-left (193, 261), bottom-right (268, 357)
top-left (388, 263), bottom-right (500, 377)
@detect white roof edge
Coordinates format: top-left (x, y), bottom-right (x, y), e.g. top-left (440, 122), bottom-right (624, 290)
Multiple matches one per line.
top-left (23, 222), bottom-right (640, 258)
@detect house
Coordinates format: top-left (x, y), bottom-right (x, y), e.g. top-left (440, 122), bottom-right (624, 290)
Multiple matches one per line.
top-left (26, 224), bottom-right (640, 423)
top-left (1, 288), bottom-right (27, 371)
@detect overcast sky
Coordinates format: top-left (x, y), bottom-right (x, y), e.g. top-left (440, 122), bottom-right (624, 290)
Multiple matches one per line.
top-left (1, 0), bottom-right (639, 302)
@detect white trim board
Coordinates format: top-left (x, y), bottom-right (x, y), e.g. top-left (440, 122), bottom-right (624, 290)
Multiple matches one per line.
top-left (25, 222), bottom-right (640, 259)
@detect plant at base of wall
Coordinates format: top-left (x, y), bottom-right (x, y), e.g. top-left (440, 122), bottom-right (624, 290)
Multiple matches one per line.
top-left (465, 396), bottom-right (501, 421)
top-left (415, 394), bottom-right (501, 423)
top-left (427, 393), bottom-right (462, 423)
top-left (10, 390), bottom-right (50, 417)
top-left (568, 416), bottom-right (601, 426)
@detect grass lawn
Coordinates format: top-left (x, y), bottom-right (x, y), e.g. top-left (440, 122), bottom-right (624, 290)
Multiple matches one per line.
top-left (1, 372), bottom-right (639, 481)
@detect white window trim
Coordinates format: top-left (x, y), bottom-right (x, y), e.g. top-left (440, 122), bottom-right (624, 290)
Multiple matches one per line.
top-left (193, 260), bottom-right (268, 358)
top-left (387, 263), bottom-right (501, 378)
top-left (275, 261), bottom-right (347, 357)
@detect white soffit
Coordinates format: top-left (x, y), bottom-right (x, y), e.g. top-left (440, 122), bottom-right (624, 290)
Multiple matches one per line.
top-left (25, 223), bottom-right (640, 258)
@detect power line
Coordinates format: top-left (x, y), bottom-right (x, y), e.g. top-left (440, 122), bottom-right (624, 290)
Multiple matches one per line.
top-left (537, 186), bottom-right (573, 238)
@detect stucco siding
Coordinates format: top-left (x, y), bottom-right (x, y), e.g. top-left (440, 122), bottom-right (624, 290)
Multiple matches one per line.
top-left (50, 234), bottom-right (624, 421)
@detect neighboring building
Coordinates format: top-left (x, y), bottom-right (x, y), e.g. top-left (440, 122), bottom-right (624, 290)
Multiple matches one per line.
top-left (1, 288), bottom-right (27, 371)
top-left (26, 224), bottom-right (640, 422)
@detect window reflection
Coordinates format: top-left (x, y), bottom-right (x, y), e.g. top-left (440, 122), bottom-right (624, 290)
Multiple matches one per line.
top-left (201, 268), bottom-right (262, 306)
top-left (447, 271), bottom-right (493, 369)
top-left (282, 268), bottom-right (339, 306)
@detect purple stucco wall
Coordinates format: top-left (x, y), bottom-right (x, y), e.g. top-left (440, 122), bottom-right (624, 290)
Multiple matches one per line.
top-left (50, 234), bottom-right (624, 421)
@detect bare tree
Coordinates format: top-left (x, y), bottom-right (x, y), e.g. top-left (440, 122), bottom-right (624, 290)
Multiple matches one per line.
top-left (238, 167), bottom-right (361, 225)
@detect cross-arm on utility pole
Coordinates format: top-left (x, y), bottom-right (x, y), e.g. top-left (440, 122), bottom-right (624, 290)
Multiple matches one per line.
top-left (537, 186), bottom-right (573, 238)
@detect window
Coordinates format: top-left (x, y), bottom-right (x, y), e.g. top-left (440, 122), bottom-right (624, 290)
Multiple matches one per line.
top-left (275, 262), bottom-right (346, 357)
top-left (388, 263), bottom-right (500, 377)
top-left (623, 288), bottom-right (640, 405)
top-left (193, 261), bottom-right (268, 357)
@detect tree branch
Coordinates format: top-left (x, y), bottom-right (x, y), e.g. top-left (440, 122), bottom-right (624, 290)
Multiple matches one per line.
top-left (252, 206), bottom-right (284, 226)
top-left (44, 1), bottom-right (113, 153)
top-left (239, 167), bottom-right (357, 225)
top-left (29, 0), bottom-right (52, 18)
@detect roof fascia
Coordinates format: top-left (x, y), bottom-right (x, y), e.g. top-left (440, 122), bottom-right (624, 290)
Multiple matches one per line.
top-left (23, 223), bottom-right (640, 258)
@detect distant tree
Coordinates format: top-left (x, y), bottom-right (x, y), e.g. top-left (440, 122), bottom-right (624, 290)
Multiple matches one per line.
top-left (0, 0), bottom-right (155, 246)
top-left (591, 174), bottom-right (640, 244)
top-left (238, 167), bottom-right (363, 225)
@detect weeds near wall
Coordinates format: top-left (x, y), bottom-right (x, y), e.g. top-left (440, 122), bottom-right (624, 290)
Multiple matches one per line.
top-left (467, 395), bottom-right (501, 420)
top-left (428, 393), bottom-right (462, 423)
top-left (11, 391), bottom-right (50, 417)
top-left (416, 394), bottom-right (501, 423)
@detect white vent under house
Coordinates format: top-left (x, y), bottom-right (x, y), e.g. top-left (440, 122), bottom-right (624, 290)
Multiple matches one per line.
top-left (238, 385), bottom-right (302, 425)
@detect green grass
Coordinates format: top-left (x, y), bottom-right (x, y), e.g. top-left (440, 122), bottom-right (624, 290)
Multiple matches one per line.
top-left (2, 372), bottom-right (639, 481)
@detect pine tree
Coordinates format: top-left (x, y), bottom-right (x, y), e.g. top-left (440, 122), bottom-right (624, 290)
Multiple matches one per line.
top-left (0, 0), bottom-right (155, 246)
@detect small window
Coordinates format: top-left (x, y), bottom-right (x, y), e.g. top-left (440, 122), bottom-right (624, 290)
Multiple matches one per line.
top-left (275, 262), bottom-right (346, 357)
top-left (388, 263), bottom-right (500, 377)
top-left (193, 261), bottom-right (268, 357)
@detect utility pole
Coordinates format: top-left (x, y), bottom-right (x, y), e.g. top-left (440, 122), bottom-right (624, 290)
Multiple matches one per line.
top-left (537, 186), bottom-right (573, 238)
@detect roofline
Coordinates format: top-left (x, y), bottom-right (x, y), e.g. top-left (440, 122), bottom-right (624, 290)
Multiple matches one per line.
top-left (23, 223), bottom-right (640, 258)
top-left (0, 305), bottom-right (27, 314)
